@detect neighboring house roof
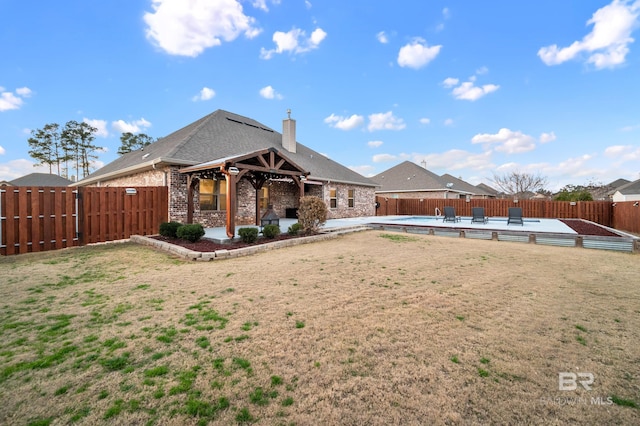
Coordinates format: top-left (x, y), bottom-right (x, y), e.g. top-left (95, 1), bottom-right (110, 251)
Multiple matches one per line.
top-left (371, 161), bottom-right (489, 196)
top-left (78, 110), bottom-right (376, 187)
top-left (605, 178), bottom-right (632, 196)
top-left (614, 178), bottom-right (640, 195)
top-left (476, 182), bottom-right (499, 196)
top-left (10, 173), bottom-right (73, 186)
top-left (371, 161), bottom-right (446, 193)
top-left (440, 173), bottom-right (489, 196)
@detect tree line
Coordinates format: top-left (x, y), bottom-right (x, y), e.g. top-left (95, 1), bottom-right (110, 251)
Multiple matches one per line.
top-left (28, 121), bottom-right (155, 181)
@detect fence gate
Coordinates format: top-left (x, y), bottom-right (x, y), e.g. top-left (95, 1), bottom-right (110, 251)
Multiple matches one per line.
top-left (1, 187), bottom-right (79, 256)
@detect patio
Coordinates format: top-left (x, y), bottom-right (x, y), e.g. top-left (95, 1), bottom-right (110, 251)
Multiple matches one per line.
top-left (203, 215), bottom-right (576, 241)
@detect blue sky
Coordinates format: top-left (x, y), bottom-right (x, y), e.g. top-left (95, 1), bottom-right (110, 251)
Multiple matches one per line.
top-left (1, 0), bottom-right (639, 190)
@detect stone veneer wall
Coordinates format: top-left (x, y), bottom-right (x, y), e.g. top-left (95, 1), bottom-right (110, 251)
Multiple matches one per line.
top-left (324, 182), bottom-right (376, 219)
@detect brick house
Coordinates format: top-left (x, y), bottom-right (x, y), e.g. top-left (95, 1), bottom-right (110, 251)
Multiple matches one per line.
top-left (76, 110), bottom-right (377, 237)
top-left (372, 161), bottom-right (495, 200)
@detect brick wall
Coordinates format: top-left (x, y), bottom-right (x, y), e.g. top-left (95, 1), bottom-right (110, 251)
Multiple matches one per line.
top-left (324, 183), bottom-right (376, 219)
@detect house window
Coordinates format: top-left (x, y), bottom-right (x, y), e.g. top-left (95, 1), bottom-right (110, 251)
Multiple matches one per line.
top-left (200, 178), bottom-right (227, 211)
top-left (329, 188), bottom-right (337, 208)
top-left (259, 187), bottom-right (269, 210)
top-left (348, 189), bottom-right (355, 208)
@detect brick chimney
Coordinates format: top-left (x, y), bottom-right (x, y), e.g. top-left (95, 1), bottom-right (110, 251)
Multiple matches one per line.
top-left (282, 109), bottom-right (296, 153)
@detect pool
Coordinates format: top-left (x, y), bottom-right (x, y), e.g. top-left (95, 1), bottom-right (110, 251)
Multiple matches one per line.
top-left (388, 215), bottom-right (541, 224)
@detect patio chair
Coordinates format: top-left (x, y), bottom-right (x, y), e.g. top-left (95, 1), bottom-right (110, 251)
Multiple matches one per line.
top-left (471, 207), bottom-right (488, 224)
top-left (443, 206), bottom-right (461, 223)
top-left (507, 207), bottom-right (523, 226)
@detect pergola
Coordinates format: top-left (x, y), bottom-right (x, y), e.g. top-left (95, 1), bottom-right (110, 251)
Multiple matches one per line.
top-left (180, 147), bottom-right (309, 238)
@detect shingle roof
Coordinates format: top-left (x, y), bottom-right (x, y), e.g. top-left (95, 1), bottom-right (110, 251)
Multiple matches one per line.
top-left (476, 182), bottom-right (499, 195)
top-left (78, 110), bottom-right (375, 187)
top-left (10, 173), bottom-right (73, 186)
top-left (371, 161), bottom-right (487, 196)
top-left (440, 173), bottom-right (487, 195)
top-left (615, 178), bottom-right (640, 195)
top-left (371, 161), bottom-right (446, 192)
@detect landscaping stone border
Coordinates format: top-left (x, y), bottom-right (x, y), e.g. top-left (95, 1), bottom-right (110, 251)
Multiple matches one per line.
top-left (130, 226), bottom-right (372, 261)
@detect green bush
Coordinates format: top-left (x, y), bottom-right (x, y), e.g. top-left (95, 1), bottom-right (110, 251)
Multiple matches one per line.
top-left (159, 221), bottom-right (182, 238)
top-left (176, 223), bottom-right (205, 242)
top-left (297, 196), bottom-right (327, 233)
top-left (262, 224), bottom-right (281, 239)
top-left (238, 227), bottom-right (259, 243)
top-left (287, 222), bottom-right (302, 235)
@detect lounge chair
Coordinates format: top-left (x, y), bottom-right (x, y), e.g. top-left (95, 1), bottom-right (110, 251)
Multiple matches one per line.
top-left (471, 207), bottom-right (488, 224)
top-left (443, 206), bottom-right (461, 223)
top-left (507, 207), bottom-right (523, 226)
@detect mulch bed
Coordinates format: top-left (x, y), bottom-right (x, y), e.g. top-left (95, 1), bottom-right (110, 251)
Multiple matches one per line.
top-left (559, 219), bottom-right (621, 237)
top-left (151, 232), bottom-right (314, 253)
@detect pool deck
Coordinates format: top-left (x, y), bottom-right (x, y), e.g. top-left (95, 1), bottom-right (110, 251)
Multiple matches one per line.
top-left (204, 215), bottom-right (576, 241)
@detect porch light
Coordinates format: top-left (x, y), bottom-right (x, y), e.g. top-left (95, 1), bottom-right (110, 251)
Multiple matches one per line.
top-left (228, 167), bottom-right (240, 175)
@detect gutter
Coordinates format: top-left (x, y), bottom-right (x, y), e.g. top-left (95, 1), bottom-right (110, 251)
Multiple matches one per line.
top-left (76, 157), bottom-right (198, 186)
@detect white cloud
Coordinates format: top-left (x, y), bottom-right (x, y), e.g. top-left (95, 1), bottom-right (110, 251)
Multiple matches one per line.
top-left (83, 118), bottom-right (109, 137)
top-left (442, 7), bottom-right (451, 19)
top-left (476, 66), bottom-right (489, 75)
top-left (349, 164), bottom-right (375, 176)
top-left (604, 144), bottom-right (640, 162)
top-left (0, 86), bottom-right (33, 112)
top-left (538, 0), bottom-right (640, 69)
top-left (0, 92), bottom-right (23, 111)
top-left (0, 159), bottom-right (50, 181)
top-left (445, 79), bottom-right (500, 101)
top-left (260, 27), bottom-right (327, 59)
top-left (305, 1), bottom-right (312, 9)
top-left (472, 128), bottom-right (537, 154)
top-left (192, 87), bottom-right (216, 102)
top-left (324, 113), bottom-right (365, 130)
top-left (539, 131), bottom-right (557, 143)
top-left (443, 118), bottom-right (454, 126)
top-left (419, 149), bottom-right (495, 172)
top-left (442, 77), bottom-right (459, 88)
top-left (367, 111), bottom-right (406, 131)
top-left (373, 153), bottom-right (405, 163)
top-left (620, 123), bottom-right (640, 131)
top-left (143, 0), bottom-right (261, 57)
top-left (397, 38), bottom-right (442, 69)
top-left (15, 87), bottom-right (32, 97)
top-left (259, 85), bottom-right (283, 99)
top-left (419, 117), bottom-right (431, 125)
top-left (0, 145), bottom-right (5, 155)
top-left (376, 31), bottom-right (389, 44)
top-left (368, 140), bottom-right (383, 148)
top-left (112, 118), bottom-right (152, 134)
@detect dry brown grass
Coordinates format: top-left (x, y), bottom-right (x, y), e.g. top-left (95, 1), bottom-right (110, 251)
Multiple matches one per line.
top-left (0, 231), bottom-right (639, 425)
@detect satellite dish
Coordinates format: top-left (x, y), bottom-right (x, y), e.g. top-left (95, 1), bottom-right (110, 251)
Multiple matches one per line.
top-left (446, 182), bottom-right (454, 189)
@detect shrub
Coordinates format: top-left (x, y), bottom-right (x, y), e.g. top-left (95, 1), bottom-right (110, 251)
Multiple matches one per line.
top-left (176, 224), bottom-right (205, 242)
top-left (238, 227), bottom-right (259, 243)
top-left (297, 196), bottom-right (327, 233)
top-left (262, 224), bottom-right (280, 239)
top-left (159, 221), bottom-right (182, 238)
top-left (287, 222), bottom-right (302, 236)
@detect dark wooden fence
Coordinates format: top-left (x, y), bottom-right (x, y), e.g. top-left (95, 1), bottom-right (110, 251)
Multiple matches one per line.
top-left (375, 197), bottom-right (640, 235)
top-left (1, 186), bottom-right (168, 256)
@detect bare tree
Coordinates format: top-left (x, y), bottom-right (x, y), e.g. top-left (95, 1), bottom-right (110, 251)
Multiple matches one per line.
top-left (491, 171), bottom-right (548, 199)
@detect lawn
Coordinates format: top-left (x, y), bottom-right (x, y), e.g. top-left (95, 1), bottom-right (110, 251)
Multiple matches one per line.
top-left (0, 231), bottom-right (639, 425)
